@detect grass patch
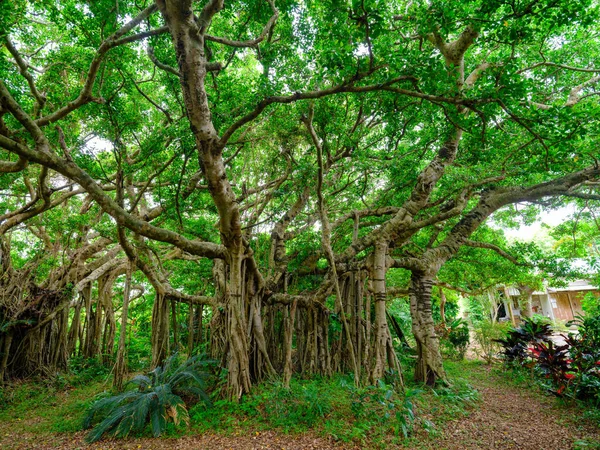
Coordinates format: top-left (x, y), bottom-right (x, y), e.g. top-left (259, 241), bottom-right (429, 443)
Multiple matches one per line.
top-left (0, 360), bottom-right (482, 449)
top-left (0, 378), bottom-right (106, 435)
top-left (0, 360), bottom-right (115, 438)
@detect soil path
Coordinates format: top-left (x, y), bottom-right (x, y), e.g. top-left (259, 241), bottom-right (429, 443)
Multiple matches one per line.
top-left (1, 365), bottom-right (599, 449)
top-left (427, 365), bottom-right (600, 450)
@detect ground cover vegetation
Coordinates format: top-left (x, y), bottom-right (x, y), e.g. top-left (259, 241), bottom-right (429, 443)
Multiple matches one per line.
top-left (1, 0), bottom-right (600, 446)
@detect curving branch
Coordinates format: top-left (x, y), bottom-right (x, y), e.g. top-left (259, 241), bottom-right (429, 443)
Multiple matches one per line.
top-left (0, 155), bottom-right (27, 173)
top-left (566, 76), bottom-right (600, 107)
top-left (463, 239), bottom-right (527, 266)
top-left (203, 0), bottom-right (278, 48)
top-left (0, 84), bottom-right (226, 259)
top-left (33, 4), bottom-right (160, 127)
top-left (517, 62), bottom-right (600, 75)
top-left (4, 38), bottom-right (46, 115)
top-left (219, 78), bottom-right (492, 147)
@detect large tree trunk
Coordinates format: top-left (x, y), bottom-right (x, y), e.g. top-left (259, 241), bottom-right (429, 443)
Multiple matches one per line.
top-left (371, 241), bottom-right (389, 382)
top-left (156, 0), bottom-right (252, 396)
top-left (410, 272), bottom-right (446, 386)
top-left (226, 250), bottom-right (252, 398)
top-left (518, 286), bottom-right (534, 318)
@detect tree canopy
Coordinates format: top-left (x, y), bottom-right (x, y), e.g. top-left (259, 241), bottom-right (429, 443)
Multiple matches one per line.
top-left (1, 0), bottom-right (599, 396)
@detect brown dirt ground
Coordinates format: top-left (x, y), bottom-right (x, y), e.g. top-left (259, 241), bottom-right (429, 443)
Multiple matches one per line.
top-left (426, 366), bottom-right (600, 450)
top-left (2, 430), bottom-right (354, 450)
top-left (1, 365), bottom-right (599, 450)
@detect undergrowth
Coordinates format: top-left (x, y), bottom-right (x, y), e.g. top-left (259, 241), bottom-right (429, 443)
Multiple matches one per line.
top-left (189, 364), bottom-right (479, 448)
top-left (493, 362), bottom-right (600, 429)
top-left (0, 359), bottom-right (480, 448)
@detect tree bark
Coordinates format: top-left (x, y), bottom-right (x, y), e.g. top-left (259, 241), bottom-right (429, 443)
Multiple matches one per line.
top-left (283, 300), bottom-right (298, 387)
top-left (0, 331), bottom-right (13, 383)
top-left (371, 241), bottom-right (389, 383)
top-left (226, 250), bottom-right (251, 398)
top-left (410, 272), bottom-right (446, 386)
top-left (171, 298), bottom-right (179, 351)
top-left (187, 299), bottom-right (195, 355)
top-left (113, 262), bottom-right (132, 391)
top-left (503, 286), bottom-right (517, 326)
top-left (439, 287), bottom-right (447, 326)
top-left (151, 292), bottom-right (169, 368)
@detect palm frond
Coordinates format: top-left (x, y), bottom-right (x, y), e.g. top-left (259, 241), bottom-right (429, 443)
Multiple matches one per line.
top-left (83, 354), bottom-right (214, 443)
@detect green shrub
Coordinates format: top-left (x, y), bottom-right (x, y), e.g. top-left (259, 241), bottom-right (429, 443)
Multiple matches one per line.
top-left (472, 320), bottom-right (509, 363)
top-left (189, 374), bottom-right (426, 443)
top-left (501, 312), bottom-right (600, 405)
top-left (439, 319), bottom-right (470, 360)
top-left (83, 354), bottom-right (214, 443)
top-left (69, 356), bottom-right (110, 385)
top-left (582, 292), bottom-right (600, 316)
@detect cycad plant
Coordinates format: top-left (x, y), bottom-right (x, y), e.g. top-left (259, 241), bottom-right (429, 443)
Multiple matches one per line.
top-left (83, 354), bottom-right (214, 443)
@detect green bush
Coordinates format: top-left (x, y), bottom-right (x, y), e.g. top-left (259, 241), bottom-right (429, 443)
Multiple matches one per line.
top-left (83, 354), bottom-right (214, 443)
top-left (69, 356), bottom-right (110, 385)
top-left (439, 319), bottom-right (470, 360)
top-left (190, 374), bottom-right (424, 443)
top-left (472, 320), bottom-right (510, 363)
top-left (495, 317), bottom-right (553, 362)
top-left (582, 292), bottom-right (600, 316)
top-left (500, 312), bottom-right (600, 405)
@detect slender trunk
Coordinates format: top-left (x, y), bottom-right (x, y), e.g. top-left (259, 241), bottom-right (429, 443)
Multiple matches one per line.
top-left (196, 304), bottom-right (204, 348)
top-left (283, 300), bottom-right (298, 387)
top-left (102, 278), bottom-right (116, 364)
top-left (410, 272), bottom-right (446, 386)
top-left (526, 293), bottom-right (534, 318)
top-left (88, 278), bottom-right (104, 358)
top-left (187, 299), bottom-right (195, 355)
top-left (364, 288), bottom-right (372, 372)
top-left (171, 298), bottom-right (179, 351)
top-left (439, 287), bottom-right (447, 326)
top-left (81, 283), bottom-right (93, 357)
top-left (251, 297), bottom-right (276, 377)
top-left (503, 286), bottom-right (516, 326)
top-left (0, 331), bottom-right (13, 383)
top-left (521, 287), bottom-right (534, 318)
top-left (312, 107), bottom-right (359, 385)
top-left (67, 299), bottom-right (82, 357)
top-left (151, 292), bottom-right (169, 368)
top-left (488, 290), bottom-right (498, 323)
top-left (52, 307), bottom-right (69, 370)
top-left (114, 263), bottom-right (132, 391)
top-left (356, 271), bottom-right (363, 376)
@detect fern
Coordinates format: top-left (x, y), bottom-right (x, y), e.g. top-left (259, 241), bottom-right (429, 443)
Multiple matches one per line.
top-left (83, 354), bottom-right (214, 443)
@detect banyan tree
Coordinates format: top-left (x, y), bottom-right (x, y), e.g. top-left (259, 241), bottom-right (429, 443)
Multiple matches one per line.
top-left (1, 0), bottom-right (600, 396)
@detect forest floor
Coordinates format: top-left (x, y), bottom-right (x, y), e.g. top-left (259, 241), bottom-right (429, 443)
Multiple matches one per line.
top-left (1, 360), bottom-right (599, 449)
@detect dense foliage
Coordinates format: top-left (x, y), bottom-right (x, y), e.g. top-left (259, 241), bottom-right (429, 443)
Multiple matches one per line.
top-left (1, 0), bottom-right (599, 421)
top-left (497, 314), bottom-right (600, 404)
